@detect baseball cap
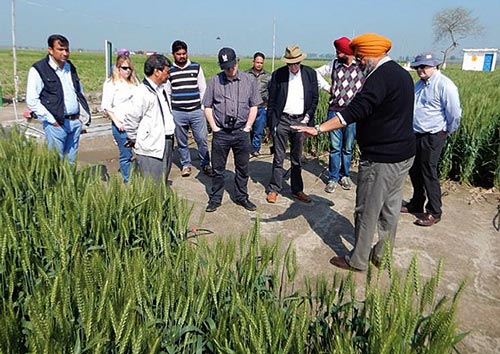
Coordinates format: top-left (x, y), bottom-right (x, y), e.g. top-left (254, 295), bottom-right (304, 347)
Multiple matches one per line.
top-left (218, 47), bottom-right (237, 69)
top-left (410, 52), bottom-right (441, 68)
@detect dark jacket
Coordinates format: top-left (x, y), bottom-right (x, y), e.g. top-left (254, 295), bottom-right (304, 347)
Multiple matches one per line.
top-left (267, 65), bottom-right (319, 130)
top-left (32, 55), bottom-right (91, 125)
top-left (341, 60), bottom-right (415, 163)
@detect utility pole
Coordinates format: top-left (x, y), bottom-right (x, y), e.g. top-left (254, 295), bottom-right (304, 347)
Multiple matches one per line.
top-left (11, 0), bottom-right (19, 122)
top-left (272, 17), bottom-right (276, 72)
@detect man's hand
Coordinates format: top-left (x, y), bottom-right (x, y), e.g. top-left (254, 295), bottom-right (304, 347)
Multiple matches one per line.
top-left (124, 139), bottom-right (135, 148)
top-left (291, 125), bottom-right (317, 138)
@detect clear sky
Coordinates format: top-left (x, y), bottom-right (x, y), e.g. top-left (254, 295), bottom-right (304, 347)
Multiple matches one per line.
top-left (1, 0), bottom-right (499, 60)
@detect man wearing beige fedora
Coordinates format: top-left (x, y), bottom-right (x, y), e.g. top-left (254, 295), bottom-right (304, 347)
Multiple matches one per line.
top-left (265, 45), bottom-right (319, 204)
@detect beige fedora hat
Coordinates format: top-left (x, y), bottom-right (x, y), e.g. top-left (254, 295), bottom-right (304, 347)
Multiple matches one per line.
top-left (281, 45), bottom-right (307, 64)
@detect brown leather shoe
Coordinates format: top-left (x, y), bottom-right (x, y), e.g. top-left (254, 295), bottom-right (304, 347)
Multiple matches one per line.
top-left (266, 192), bottom-right (278, 203)
top-left (329, 256), bottom-right (363, 272)
top-left (414, 213), bottom-right (441, 227)
top-left (181, 166), bottom-right (192, 177)
top-left (292, 191), bottom-right (311, 203)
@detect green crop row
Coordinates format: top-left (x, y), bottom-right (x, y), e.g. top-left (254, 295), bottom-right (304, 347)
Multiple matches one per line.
top-left (0, 130), bottom-right (466, 353)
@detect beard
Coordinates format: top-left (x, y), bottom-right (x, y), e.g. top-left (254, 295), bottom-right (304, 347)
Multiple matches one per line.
top-left (337, 56), bottom-right (348, 64)
top-left (361, 58), bottom-right (377, 76)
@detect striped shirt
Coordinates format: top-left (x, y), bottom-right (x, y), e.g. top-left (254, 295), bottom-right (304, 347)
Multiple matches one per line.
top-left (167, 60), bottom-right (206, 111)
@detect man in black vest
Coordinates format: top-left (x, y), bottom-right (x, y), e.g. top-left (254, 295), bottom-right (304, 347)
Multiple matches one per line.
top-left (26, 34), bottom-right (91, 164)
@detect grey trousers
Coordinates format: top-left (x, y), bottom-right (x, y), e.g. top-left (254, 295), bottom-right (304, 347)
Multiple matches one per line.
top-left (347, 156), bottom-right (414, 270)
top-left (135, 137), bottom-right (174, 184)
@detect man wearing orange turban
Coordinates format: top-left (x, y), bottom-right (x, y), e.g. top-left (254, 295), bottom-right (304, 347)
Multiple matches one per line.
top-left (293, 33), bottom-right (415, 272)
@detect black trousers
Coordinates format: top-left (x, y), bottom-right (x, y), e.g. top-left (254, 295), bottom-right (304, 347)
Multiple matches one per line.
top-left (268, 115), bottom-right (305, 194)
top-left (409, 132), bottom-right (447, 217)
top-left (209, 128), bottom-right (251, 204)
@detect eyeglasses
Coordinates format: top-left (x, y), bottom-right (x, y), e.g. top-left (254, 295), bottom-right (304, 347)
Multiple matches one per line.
top-left (120, 66), bottom-right (132, 71)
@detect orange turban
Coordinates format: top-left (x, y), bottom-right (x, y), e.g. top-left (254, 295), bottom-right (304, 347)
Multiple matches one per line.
top-left (349, 33), bottom-right (392, 57)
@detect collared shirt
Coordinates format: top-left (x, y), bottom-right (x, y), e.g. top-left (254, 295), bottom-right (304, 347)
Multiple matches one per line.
top-left (413, 70), bottom-right (461, 134)
top-left (203, 70), bottom-right (262, 128)
top-left (283, 69), bottom-right (304, 115)
top-left (246, 68), bottom-right (271, 107)
top-left (26, 56), bottom-right (80, 124)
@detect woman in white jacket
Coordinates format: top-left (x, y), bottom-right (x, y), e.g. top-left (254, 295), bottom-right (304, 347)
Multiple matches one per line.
top-left (101, 55), bottom-right (139, 182)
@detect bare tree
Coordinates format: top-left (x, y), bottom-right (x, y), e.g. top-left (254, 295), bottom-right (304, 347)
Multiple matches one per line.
top-left (433, 7), bottom-right (484, 69)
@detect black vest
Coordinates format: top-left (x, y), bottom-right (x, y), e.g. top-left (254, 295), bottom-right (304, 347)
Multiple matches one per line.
top-left (32, 55), bottom-right (91, 125)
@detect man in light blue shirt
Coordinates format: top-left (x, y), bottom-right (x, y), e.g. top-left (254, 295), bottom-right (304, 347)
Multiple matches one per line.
top-left (26, 34), bottom-right (91, 164)
top-left (401, 52), bottom-right (461, 227)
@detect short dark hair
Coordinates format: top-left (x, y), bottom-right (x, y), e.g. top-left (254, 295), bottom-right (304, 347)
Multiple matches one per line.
top-left (172, 40), bottom-right (188, 53)
top-left (144, 54), bottom-right (172, 76)
top-left (253, 52), bottom-right (265, 60)
top-left (48, 34), bottom-right (69, 48)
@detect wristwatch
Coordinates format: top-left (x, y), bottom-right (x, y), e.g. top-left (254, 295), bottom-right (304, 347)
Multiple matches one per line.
top-left (314, 124), bottom-right (322, 134)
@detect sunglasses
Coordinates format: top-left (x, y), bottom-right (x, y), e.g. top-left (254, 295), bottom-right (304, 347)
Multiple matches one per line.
top-left (355, 55), bottom-right (364, 62)
top-left (287, 62), bottom-right (300, 66)
top-left (415, 65), bottom-right (430, 69)
top-left (120, 66), bottom-right (132, 71)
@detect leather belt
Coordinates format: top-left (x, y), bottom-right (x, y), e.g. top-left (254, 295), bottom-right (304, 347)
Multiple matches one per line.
top-left (65, 114), bottom-right (80, 120)
top-left (165, 134), bottom-right (174, 139)
top-left (282, 112), bottom-right (303, 119)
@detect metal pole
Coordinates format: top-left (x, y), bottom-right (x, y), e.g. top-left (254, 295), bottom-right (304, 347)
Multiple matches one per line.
top-left (11, 0), bottom-right (19, 122)
top-left (272, 17), bottom-right (276, 72)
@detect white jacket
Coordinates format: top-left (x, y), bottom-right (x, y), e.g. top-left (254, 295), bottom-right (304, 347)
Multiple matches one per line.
top-left (124, 78), bottom-right (175, 159)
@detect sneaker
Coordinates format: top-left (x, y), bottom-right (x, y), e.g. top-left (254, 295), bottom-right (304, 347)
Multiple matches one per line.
top-left (324, 180), bottom-right (337, 193)
top-left (202, 165), bottom-right (215, 177)
top-left (181, 166), bottom-right (192, 177)
top-left (338, 177), bottom-right (352, 190)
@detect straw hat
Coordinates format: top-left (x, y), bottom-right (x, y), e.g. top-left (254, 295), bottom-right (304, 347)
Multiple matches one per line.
top-left (281, 45), bottom-right (307, 64)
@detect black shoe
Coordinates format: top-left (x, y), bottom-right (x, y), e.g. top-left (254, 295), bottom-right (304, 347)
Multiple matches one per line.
top-left (205, 201), bottom-right (221, 213)
top-left (202, 165), bottom-right (215, 177)
top-left (235, 199), bottom-right (257, 211)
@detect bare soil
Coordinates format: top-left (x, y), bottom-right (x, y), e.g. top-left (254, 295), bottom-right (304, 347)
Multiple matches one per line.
top-left (2, 102), bottom-right (499, 353)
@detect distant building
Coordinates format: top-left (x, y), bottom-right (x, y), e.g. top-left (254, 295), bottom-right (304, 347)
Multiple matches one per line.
top-left (462, 49), bottom-right (498, 71)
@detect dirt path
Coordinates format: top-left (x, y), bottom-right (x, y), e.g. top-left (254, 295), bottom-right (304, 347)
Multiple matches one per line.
top-left (2, 103), bottom-right (500, 353)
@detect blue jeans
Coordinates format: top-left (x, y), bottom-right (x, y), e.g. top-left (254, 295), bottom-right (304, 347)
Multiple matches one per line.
top-left (112, 122), bottom-right (133, 183)
top-left (251, 107), bottom-right (267, 153)
top-left (43, 118), bottom-right (83, 164)
top-left (327, 110), bottom-right (356, 182)
top-left (173, 109), bottom-right (210, 169)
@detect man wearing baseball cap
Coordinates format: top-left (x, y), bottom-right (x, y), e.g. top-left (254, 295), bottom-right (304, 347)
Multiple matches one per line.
top-left (401, 53), bottom-right (462, 226)
top-left (203, 47), bottom-right (262, 212)
top-left (293, 33), bottom-right (415, 272)
top-left (316, 37), bottom-right (365, 194)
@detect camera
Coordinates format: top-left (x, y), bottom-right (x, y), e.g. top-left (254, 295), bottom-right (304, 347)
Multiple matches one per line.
top-left (224, 115), bottom-right (237, 127)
